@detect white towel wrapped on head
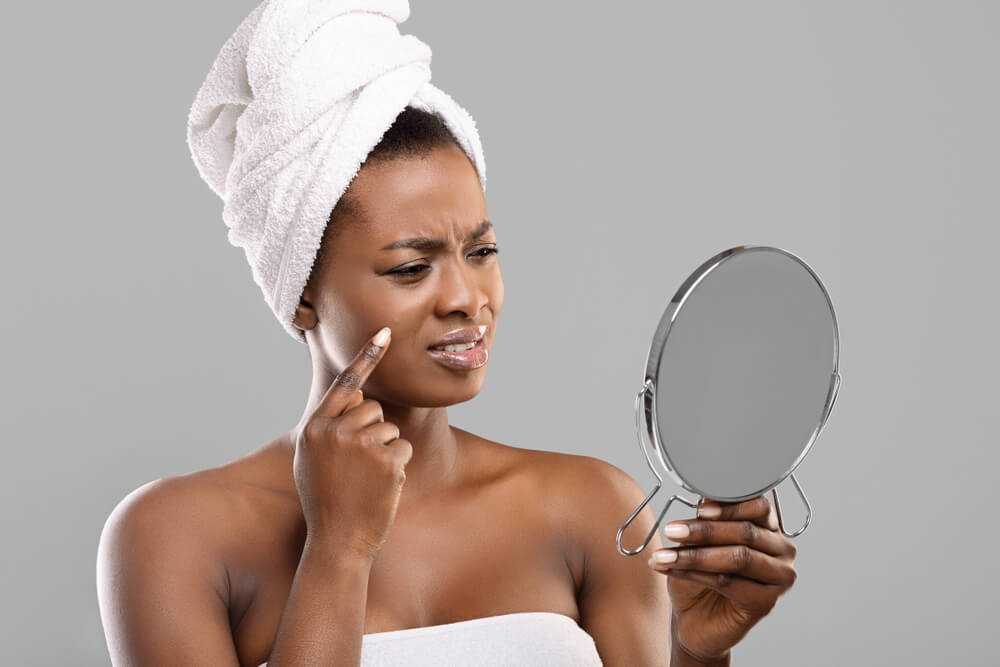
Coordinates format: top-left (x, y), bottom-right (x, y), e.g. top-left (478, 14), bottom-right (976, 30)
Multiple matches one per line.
top-left (187, 0), bottom-right (487, 343)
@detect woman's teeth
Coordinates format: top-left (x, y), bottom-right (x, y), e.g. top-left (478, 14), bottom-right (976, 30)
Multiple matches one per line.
top-left (432, 341), bottom-right (477, 352)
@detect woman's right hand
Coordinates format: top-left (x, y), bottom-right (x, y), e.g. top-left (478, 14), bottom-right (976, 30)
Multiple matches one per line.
top-left (293, 327), bottom-right (413, 560)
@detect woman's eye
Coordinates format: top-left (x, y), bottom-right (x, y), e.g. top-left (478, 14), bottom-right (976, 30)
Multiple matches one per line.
top-left (473, 246), bottom-right (499, 259)
top-left (388, 246), bottom-right (498, 279)
top-left (390, 265), bottom-right (429, 276)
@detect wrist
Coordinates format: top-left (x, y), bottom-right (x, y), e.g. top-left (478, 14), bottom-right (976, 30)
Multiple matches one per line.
top-left (670, 614), bottom-right (732, 666)
top-left (303, 534), bottom-right (378, 568)
top-left (671, 644), bottom-right (731, 667)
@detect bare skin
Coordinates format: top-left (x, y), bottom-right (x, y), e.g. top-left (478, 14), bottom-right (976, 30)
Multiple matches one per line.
top-left (97, 144), bottom-right (797, 666)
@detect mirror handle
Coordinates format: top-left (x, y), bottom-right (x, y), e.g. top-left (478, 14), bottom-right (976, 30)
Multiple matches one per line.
top-left (771, 472), bottom-right (812, 538)
top-left (617, 381), bottom-right (699, 556)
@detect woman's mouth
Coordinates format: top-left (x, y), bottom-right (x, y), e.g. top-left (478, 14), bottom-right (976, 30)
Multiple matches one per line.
top-left (427, 336), bottom-right (489, 370)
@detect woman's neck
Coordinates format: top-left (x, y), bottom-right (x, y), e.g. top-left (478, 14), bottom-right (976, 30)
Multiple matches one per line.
top-left (287, 394), bottom-right (462, 501)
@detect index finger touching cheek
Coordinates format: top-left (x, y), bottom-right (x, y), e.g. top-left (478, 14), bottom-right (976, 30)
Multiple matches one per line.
top-left (314, 327), bottom-right (391, 419)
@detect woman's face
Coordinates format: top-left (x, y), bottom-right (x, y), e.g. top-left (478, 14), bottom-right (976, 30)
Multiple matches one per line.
top-left (298, 143), bottom-right (503, 408)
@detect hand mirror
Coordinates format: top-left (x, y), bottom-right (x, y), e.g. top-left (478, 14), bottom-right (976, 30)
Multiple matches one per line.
top-left (616, 245), bottom-right (841, 556)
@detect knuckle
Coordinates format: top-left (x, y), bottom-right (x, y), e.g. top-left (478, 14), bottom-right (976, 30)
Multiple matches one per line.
top-left (302, 419), bottom-right (329, 445)
top-left (359, 428), bottom-right (381, 447)
top-left (381, 454), bottom-right (400, 476)
top-left (394, 448), bottom-right (410, 469)
top-left (730, 545), bottom-right (753, 571)
top-left (742, 521), bottom-right (759, 545)
top-left (336, 369), bottom-right (362, 391)
top-left (358, 399), bottom-right (383, 421)
top-left (681, 547), bottom-right (700, 567)
top-left (361, 344), bottom-right (381, 364)
top-left (383, 424), bottom-right (401, 444)
top-left (397, 437), bottom-right (411, 456)
top-left (333, 419), bottom-right (352, 443)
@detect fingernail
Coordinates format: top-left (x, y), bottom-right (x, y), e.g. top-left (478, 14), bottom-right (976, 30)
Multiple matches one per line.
top-left (373, 327), bottom-right (391, 346)
top-left (663, 523), bottom-right (690, 539)
top-left (653, 550), bottom-right (677, 565)
top-left (699, 503), bottom-right (721, 519)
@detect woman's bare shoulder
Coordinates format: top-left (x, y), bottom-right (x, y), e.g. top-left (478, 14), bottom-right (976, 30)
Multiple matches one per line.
top-left (97, 473), bottom-right (235, 629)
top-left (102, 443), bottom-right (290, 566)
top-left (479, 433), bottom-right (633, 487)
top-left (101, 469), bottom-right (240, 572)
top-left (107, 466), bottom-right (239, 529)
top-left (97, 449), bottom-right (291, 664)
top-left (460, 429), bottom-right (641, 520)
top-left (463, 433), bottom-right (647, 589)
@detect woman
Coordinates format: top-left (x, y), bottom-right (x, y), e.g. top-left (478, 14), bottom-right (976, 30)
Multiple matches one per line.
top-left (97, 4), bottom-right (797, 666)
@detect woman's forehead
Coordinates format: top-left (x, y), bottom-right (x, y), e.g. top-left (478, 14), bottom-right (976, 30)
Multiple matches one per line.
top-left (376, 219), bottom-right (494, 251)
top-left (343, 149), bottom-right (488, 244)
top-left (345, 215), bottom-right (494, 254)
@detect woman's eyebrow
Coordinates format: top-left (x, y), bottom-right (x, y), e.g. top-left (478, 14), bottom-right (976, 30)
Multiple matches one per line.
top-left (379, 220), bottom-right (493, 251)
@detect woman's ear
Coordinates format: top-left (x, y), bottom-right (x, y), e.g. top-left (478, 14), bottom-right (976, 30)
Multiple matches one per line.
top-left (293, 290), bottom-right (319, 333)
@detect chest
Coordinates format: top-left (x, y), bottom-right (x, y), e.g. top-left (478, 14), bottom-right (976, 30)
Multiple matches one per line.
top-left (227, 496), bottom-right (581, 667)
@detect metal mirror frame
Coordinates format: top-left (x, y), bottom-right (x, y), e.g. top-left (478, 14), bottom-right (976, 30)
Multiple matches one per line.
top-left (616, 245), bottom-right (841, 556)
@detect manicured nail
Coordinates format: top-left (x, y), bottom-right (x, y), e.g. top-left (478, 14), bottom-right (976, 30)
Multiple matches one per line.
top-left (699, 503), bottom-right (721, 519)
top-left (652, 549), bottom-right (677, 565)
top-left (663, 523), bottom-right (690, 539)
top-left (373, 327), bottom-right (391, 346)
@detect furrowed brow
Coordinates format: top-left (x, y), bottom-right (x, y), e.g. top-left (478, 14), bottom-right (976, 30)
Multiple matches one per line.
top-left (379, 220), bottom-right (493, 251)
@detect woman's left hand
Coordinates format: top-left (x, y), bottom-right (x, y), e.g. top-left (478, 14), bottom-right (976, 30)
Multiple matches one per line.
top-left (647, 494), bottom-right (798, 662)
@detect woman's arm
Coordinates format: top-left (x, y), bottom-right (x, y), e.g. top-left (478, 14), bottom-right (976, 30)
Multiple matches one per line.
top-left (97, 479), bottom-right (242, 666)
top-left (265, 537), bottom-right (374, 666)
top-left (572, 459), bottom-right (796, 665)
top-left (97, 477), bottom-right (377, 667)
top-left (568, 458), bottom-right (681, 665)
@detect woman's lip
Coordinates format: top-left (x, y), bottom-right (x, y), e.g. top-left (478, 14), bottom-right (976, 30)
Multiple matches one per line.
top-left (428, 324), bottom-right (488, 348)
top-left (426, 336), bottom-right (489, 370)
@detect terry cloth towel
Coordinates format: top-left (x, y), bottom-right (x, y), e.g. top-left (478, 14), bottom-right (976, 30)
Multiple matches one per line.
top-left (187, 0), bottom-right (487, 342)
top-left (258, 612), bottom-right (604, 666)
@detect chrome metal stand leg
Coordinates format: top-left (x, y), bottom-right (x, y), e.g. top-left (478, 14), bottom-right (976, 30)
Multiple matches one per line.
top-left (771, 472), bottom-right (812, 538)
top-left (617, 380), bottom-right (698, 556)
top-left (617, 491), bottom-right (700, 556)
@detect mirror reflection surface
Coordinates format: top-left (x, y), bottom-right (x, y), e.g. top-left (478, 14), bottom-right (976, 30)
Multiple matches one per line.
top-left (648, 246), bottom-right (838, 501)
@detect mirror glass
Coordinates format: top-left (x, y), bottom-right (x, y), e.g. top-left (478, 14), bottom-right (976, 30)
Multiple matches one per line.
top-left (646, 246), bottom-right (839, 501)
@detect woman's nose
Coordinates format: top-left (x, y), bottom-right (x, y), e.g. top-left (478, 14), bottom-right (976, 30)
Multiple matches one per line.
top-left (434, 257), bottom-right (487, 318)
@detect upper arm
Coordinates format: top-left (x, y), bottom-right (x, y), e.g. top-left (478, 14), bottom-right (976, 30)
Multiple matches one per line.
top-left (570, 458), bottom-right (672, 666)
top-left (96, 478), bottom-right (241, 667)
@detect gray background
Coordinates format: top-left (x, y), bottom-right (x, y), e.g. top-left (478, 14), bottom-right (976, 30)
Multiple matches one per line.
top-left (2, 1), bottom-right (996, 665)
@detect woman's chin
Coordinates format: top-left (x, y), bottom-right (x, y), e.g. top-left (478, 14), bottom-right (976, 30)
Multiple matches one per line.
top-left (409, 370), bottom-right (488, 407)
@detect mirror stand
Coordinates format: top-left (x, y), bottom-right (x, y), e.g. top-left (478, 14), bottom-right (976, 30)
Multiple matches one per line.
top-left (616, 380), bottom-right (702, 556)
top-left (770, 473), bottom-right (812, 538)
top-left (768, 368), bottom-right (839, 538)
top-left (615, 378), bottom-right (819, 555)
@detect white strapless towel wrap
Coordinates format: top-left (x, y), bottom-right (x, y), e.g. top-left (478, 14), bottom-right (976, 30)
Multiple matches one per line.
top-left (187, 0), bottom-right (487, 342)
top-left (259, 612), bottom-right (604, 666)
